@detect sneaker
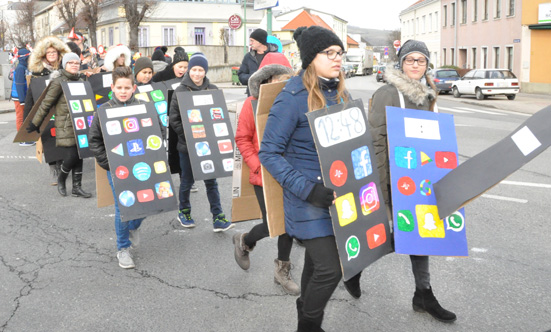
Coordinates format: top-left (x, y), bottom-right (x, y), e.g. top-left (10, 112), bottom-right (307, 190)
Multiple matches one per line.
top-left (178, 209), bottom-right (195, 228)
top-left (213, 213), bottom-right (234, 232)
top-left (19, 141), bottom-right (36, 146)
top-left (129, 229), bottom-right (141, 247)
top-left (116, 247), bottom-right (135, 269)
top-left (190, 184), bottom-right (198, 193)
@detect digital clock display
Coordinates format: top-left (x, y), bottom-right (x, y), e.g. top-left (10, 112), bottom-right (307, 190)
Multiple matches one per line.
top-left (314, 107), bottom-right (366, 147)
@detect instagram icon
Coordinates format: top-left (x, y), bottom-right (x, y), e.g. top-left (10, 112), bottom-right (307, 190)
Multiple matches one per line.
top-left (123, 117), bottom-right (139, 133)
top-left (359, 182), bottom-right (380, 215)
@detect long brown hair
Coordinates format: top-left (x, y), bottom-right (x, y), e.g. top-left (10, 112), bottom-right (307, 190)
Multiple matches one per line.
top-left (425, 72), bottom-right (438, 111)
top-left (303, 64), bottom-right (349, 112)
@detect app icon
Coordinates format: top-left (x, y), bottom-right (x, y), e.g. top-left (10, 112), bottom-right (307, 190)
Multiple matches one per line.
top-left (345, 236), bottom-right (360, 261)
top-left (115, 166), bottom-right (129, 179)
top-left (155, 181), bottom-right (174, 199)
top-left (77, 135), bottom-right (88, 148)
top-left (351, 146), bottom-right (372, 180)
top-left (82, 99), bottom-right (94, 112)
top-left (217, 139), bottom-right (233, 154)
top-left (119, 190), bottom-right (135, 207)
top-left (74, 117), bottom-right (86, 130)
top-left (123, 117), bottom-right (139, 133)
top-left (445, 211), bottom-right (465, 232)
top-left (106, 120), bottom-right (122, 135)
top-left (396, 209), bottom-right (415, 232)
top-left (415, 205), bottom-right (445, 238)
top-left (133, 162), bottom-right (151, 181)
top-left (95, 94), bottom-right (103, 101)
top-left (188, 109), bottom-right (203, 123)
top-left (359, 182), bottom-right (380, 215)
top-left (127, 139), bottom-right (145, 157)
top-left (366, 223), bottom-right (387, 249)
top-left (151, 89), bottom-right (165, 102)
top-left (420, 151), bottom-right (432, 166)
top-left (210, 107), bottom-right (224, 120)
top-left (223, 158), bottom-right (234, 172)
top-left (108, 91), bottom-right (113, 100)
top-left (87, 115), bottom-right (94, 127)
top-left (141, 118), bottom-right (153, 127)
top-left (201, 160), bottom-right (215, 173)
top-left (397, 176), bottom-right (416, 196)
top-left (335, 193), bottom-right (357, 227)
top-left (70, 100), bottom-right (82, 113)
top-left (213, 123), bottom-right (229, 137)
top-left (195, 142), bottom-right (211, 156)
top-left (154, 161), bottom-right (167, 174)
top-left (419, 179), bottom-right (432, 196)
top-left (435, 151), bottom-right (457, 169)
top-left (135, 92), bottom-right (150, 102)
top-left (137, 189), bottom-right (155, 203)
top-left (111, 143), bottom-right (124, 156)
top-left (159, 114), bottom-right (168, 127)
top-left (50, 127), bottom-right (56, 137)
top-left (155, 101), bottom-right (167, 115)
top-left (192, 125), bottom-right (206, 138)
top-left (395, 147), bottom-right (417, 169)
top-left (146, 135), bottom-right (162, 150)
top-left (329, 160), bottom-right (348, 187)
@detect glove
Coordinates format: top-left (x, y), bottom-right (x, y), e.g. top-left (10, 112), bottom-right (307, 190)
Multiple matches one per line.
top-left (26, 123), bottom-right (40, 134)
top-left (306, 183), bottom-right (334, 208)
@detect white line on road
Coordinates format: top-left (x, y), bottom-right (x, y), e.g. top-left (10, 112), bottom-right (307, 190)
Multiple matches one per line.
top-left (0, 155), bottom-right (36, 159)
top-left (439, 106), bottom-right (474, 113)
top-left (471, 247), bottom-right (488, 253)
top-left (500, 180), bottom-right (551, 189)
top-left (0, 121), bottom-right (8, 124)
top-left (456, 107), bottom-right (504, 115)
top-left (481, 194), bottom-right (528, 203)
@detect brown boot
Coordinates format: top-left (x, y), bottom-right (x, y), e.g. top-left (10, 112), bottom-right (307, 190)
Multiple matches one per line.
top-left (232, 233), bottom-right (252, 270)
top-left (274, 259), bottom-right (300, 295)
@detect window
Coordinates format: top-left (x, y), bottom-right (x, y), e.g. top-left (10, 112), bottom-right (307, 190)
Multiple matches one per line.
top-left (482, 47), bottom-right (488, 68)
top-left (461, 0), bottom-right (467, 24)
top-left (194, 27), bottom-right (205, 45)
top-left (428, 14), bottom-right (433, 32)
top-left (506, 46), bottom-right (513, 71)
top-left (483, 0), bottom-right (489, 20)
top-left (109, 27), bottom-right (114, 46)
top-left (451, 48), bottom-right (455, 65)
top-left (138, 27), bottom-right (149, 47)
top-left (101, 29), bottom-right (106, 46)
top-left (422, 16), bottom-right (426, 33)
top-left (472, 47), bottom-right (477, 68)
top-left (443, 48), bottom-right (447, 66)
top-left (494, 46), bottom-right (500, 67)
top-left (473, 0), bottom-right (478, 21)
top-left (443, 5), bottom-right (448, 26)
top-left (451, 2), bottom-right (456, 26)
top-left (163, 27), bottom-right (176, 46)
top-left (508, 0), bottom-right (515, 16)
top-left (434, 12), bottom-right (438, 31)
top-left (416, 17), bottom-right (419, 33)
top-left (495, 0), bottom-right (501, 18)
top-left (473, 70), bottom-right (485, 79)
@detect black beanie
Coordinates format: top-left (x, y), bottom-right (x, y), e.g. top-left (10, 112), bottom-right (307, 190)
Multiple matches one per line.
top-left (173, 50), bottom-right (189, 64)
top-left (249, 29), bottom-right (268, 46)
top-left (397, 39), bottom-right (430, 68)
top-left (134, 57), bottom-right (153, 78)
top-left (293, 26), bottom-right (345, 70)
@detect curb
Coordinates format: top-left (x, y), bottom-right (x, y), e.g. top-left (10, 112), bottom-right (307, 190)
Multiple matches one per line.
top-left (0, 109), bottom-right (14, 114)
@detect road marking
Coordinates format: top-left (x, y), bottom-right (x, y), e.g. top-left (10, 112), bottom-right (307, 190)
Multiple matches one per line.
top-left (471, 247), bottom-right (488, 253)
top-left (500, 180), bottom-right (551, 189)
top-left (439, 106), bottom-right (474, 114)
top-left (0, 155), bottom-right (37, 159)
top-left (481, 194), bottom-right (528, 203)
top-left (0, 121), bottom-right (8, 124)
top-left (457, 107), bottom-right (504, 115)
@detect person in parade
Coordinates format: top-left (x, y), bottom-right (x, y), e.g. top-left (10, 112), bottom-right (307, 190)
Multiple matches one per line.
top-left (368, 39), bottom-right (456, 323)
top-left (168, 52), bottom-right (233, 232)
top-left (133, 57), bottom-right (154, 86)
top-left (233, 52), bottom-right (299, 295)
top-left (152, 48), bottom-right (188, 83)
top-left (102, 44), bottom-right (132, 72)
top-left (11, 48), bottom-right (31, 144)
top-left (237, 28), bottom-right (278, 96)
top-left (27, 53), bottom-right (92, 199)
top-left (258, 26), bottom-right (350, 332)
top-left (151, 48), bottom-right (168, 73)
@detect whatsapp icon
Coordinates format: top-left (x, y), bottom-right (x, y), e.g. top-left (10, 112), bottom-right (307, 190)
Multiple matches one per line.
top-left (445, 211), bottom-right (465, 232)
top-left (345, 235), bottom-right (360, 261)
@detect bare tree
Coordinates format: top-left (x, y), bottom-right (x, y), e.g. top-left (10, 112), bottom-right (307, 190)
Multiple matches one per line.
top-left (80, 0), bottom-right (101, 48)
top-left (56, 0), bottom-right (80, 32)
top-left (123, 0), bottom-right (158, 52)
top-left (220, 28), bottom-right (229, 64)
top-left (8, 0), bottom-right (37, 46)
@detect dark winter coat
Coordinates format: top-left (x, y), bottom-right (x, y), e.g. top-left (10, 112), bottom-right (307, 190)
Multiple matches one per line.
top-left (258, 72), bottom-right (343, 240)
top-left (369, 67), bottom-right (437, 206)
top-left (31, 69), bottom-right (83, 147)
top-left (152, 65), bottom-right (178, 83)
top-left (168, 74), bottom-right (217, 153)
top-left (237, 43), bottom-right (278, 96)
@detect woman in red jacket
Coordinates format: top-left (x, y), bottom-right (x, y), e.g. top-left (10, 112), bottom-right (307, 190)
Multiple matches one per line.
top-left (233, 52), bottom-right (299, 295)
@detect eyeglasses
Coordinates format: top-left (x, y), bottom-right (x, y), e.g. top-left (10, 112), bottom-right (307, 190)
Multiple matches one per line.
top-left (404, 57), bottom-right (428, 66)
top-left (318, 50), bottom-right (346, 60)
top-left (66, 61), bottom-right (80, 66)
top-left (46, 51), bottom-right (58, 55)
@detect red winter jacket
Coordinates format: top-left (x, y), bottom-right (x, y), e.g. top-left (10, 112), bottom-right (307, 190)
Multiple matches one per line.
top-left (235, 96), bottom-right (262, 186)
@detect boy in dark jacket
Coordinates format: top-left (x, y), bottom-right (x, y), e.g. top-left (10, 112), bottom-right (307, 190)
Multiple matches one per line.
top-left (11, 48), bottom-right (30, 134)
top-left (169, 53), bottom-right (233, 232)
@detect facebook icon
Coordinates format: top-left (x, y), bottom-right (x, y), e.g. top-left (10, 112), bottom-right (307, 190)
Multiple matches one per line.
top-left (395, 146), bottom-right (417, 169)
top-left (351, 146), bottom-right (373, 180)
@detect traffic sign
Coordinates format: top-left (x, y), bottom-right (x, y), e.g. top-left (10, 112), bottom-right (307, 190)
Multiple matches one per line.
top-left (228, 14), bottom-right (242, 30)
top-left (393, 40), bottom-right (401, 48)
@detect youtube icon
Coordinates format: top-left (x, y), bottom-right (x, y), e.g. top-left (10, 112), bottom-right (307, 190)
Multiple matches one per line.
top-left (435, 151), bottom-right (457, 169)
top-left (366, 223), bottom-right (387, 249)
top-left (137, 189), bottom-right (155, 203)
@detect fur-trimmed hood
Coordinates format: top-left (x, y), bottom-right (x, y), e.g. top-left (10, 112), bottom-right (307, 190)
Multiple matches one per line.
top-left (104, 45), bottom-right (131, 71)
top-left (28, 36), bottom-right (71, 74)
top-left (384, 66), bottom-right (436, 106)
top-left (249, 64), bottom-right (294, 98)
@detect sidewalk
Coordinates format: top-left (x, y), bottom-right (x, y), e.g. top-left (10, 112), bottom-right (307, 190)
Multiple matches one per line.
top-left (0, 99), bottom-right (15, 114)
top-left (440, 92), bottom-right (551, 115)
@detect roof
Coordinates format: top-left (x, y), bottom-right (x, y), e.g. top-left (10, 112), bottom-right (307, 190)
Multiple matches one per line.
top-left (400, 0), bottom-right (438, 15)
top-left (347, 35), bottom-right (359, 46)
top-left (276, 7), bottom-right (347, 24)
top-left (281, 9), bottom-right (333, 31)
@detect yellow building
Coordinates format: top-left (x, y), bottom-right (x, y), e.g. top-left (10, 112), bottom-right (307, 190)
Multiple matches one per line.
top-left (521, 1), bottom-right (551, 93)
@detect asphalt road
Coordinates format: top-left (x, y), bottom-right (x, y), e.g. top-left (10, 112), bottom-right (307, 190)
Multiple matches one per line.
top-left (0, 76), bottom-right (550, 332)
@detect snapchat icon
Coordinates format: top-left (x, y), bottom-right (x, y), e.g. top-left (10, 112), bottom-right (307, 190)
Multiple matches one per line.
top-left (415, 205), bottom-right (445, 238)
top-left (336, 193), bottom-right (357, 227)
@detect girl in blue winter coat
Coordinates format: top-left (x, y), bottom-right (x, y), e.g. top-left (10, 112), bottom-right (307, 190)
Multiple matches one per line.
top-left (258, 26), bottom-right (349, 332)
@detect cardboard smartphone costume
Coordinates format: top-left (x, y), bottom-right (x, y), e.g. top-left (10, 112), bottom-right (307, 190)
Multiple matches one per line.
top-left (164, 77), bottom-right (184, 175)
top-left (434, 105), bottom-right (551, 218)
top-left (255, 81), bottom-right (287, 238)
top-left (95, 160), bottom-right (114, 208)
top-left (386, 106), bottom-right (468, 257)
top-left (306, 99), bottom-right (393, 281)
top-left (175, 90), bottom-right (235, 181)
top-left (231, 100), bottom-right (262, 223)
top-left (88, 72), bottom-right (113, 107)
top-left (96, 102), bottom-right (177, 221)
top-left (136, 82), bottom-right (170, 128)
top-left (13, 82), bottom-right (53, 143)
top-left (60, 81), bottom-right (96, 159)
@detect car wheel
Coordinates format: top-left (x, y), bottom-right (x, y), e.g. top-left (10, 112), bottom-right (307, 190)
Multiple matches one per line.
top-left (507, 94), bottom-right (516, 100)
top-left (453, 86), bottom-right (461, 98)
top-left (475, 88), bottom-right (486, 100)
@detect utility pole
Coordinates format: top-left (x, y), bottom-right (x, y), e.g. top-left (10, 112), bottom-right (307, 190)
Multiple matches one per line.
top-left (243, 0), bottom-right (248, 55)
top-left (267, 8), bottom-right (272, 35)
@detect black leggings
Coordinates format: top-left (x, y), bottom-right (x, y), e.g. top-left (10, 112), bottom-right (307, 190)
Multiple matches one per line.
top-left (244, 185), bottom-right (293, 262)
top-left (60, 146), bottom-right (83, 173)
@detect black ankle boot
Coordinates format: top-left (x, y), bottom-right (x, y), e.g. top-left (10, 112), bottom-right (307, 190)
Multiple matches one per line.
top-left (344, 271), bottom-right (362, 299)
top-left (57, 167), bottom-right (70, 196)
top-left (297, 318), bottom-right (325, 332)
top-left (71, 172), bottom-right (91, 198)
top-left (412, 287), bottom-right (457, 323)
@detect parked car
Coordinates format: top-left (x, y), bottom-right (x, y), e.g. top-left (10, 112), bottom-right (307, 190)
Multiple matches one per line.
top-left (452, 69), bottom-right (520, 100)
top-left (341, 64), bottom-right (355, 78)
top-left (431, 68), bottom-right (461, 94)
top-left (376, 65), bottom-right (386, 82)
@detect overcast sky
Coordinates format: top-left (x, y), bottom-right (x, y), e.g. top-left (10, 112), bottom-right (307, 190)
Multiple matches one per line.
top-left (274, 0), bottom-right (416, 30)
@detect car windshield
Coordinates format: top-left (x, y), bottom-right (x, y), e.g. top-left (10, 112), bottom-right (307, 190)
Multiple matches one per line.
top-left (345, 55), bottom-right (362, 62)
top-left (437, 70), bottom-right (459, 78)
top-left (487, 70), bottom-right (517, 79)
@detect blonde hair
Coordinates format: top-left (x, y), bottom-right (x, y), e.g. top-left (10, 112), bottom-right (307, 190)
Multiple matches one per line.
top-left (303, 65), bottom-right (349, 112)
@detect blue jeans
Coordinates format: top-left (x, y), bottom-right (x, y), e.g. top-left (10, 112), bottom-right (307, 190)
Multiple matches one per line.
top-left (178, 151), bottom-right (222, 217)
top-left (107, 171), bottom-right (144, 250)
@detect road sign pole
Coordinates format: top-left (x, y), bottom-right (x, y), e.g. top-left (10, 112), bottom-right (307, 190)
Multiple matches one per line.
top-left (267, 8), bottom-right (272, 35)
top-left (243, 0), bottom-right (248, 55)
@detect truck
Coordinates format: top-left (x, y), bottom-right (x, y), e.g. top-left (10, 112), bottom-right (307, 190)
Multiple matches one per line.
top-left (345, 48), bottom-right (374, 76)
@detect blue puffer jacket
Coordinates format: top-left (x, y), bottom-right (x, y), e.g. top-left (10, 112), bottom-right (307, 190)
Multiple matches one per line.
top-left (259, 72), bottom-right (342, 240)
top-left (11, 49), bottom-right (30, 102)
